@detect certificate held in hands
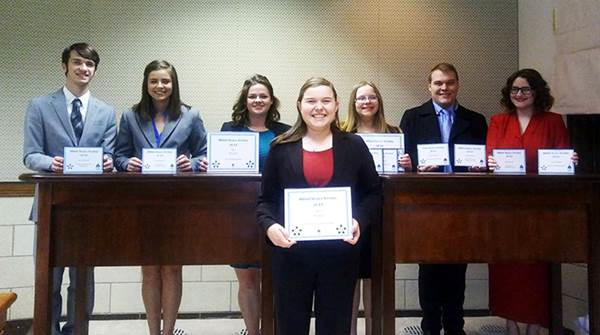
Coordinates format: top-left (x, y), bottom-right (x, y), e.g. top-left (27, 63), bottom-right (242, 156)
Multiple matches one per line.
top-left (285, 187), bottom-right (353, 241)
top-left (454, 144), bottom-right (486, 168)
top-left (142, 148), bottom-right (177, 174)
top-left (492, 149), bottom-right (526, 174)
top-left (207, 132), bottom-right (259, 173)
top-left (63, 147), bottom-right (103, 174)
top-left (538, 149), bottom-right (575, 175)
top-left (417, 143), bottom-right (450, 167)
top-left (357, 133), bottom-right (405, 173)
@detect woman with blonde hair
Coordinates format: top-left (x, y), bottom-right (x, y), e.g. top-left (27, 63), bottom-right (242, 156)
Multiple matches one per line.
top-left (342, 81), bottom-right (411, 335)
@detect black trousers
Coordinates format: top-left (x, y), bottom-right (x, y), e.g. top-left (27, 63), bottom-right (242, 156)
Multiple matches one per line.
top-left (271, 241), bottom-right (359, 335)
top-left (418, 264), bottom-right (468, 335)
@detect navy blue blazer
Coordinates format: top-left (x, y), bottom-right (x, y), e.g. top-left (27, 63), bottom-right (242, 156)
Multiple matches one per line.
top-left (400, 99), bottom-right (487, 172)
top-left (256, 129), bottom-right (381, 237)
top-left (114, 105), bottom-right (207, 172)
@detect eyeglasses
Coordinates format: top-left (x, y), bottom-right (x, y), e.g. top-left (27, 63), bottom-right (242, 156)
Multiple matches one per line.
top-left (355, 95), bottom-right (378, 103)
top-left (510, 86), bottom-right (533, 96)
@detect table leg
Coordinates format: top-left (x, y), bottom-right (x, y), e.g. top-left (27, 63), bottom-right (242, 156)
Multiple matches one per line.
top-left (34, 184), bottom-right (52, 335)
top-left (74, 267), bottom-right (89, 335)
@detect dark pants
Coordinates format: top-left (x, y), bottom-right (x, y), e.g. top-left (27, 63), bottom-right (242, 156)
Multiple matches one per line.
top-left (51, 267), bottom-right (95, 335)
top-left (418, 264), bottom-right (467, 335)
top-left (272, 241), bottom-right (359, 335)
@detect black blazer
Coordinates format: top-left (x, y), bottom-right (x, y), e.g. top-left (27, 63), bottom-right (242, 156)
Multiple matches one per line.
top-left (256, 129), bottom-right (381, 236)
top-left (400, 100), bottom-right (487, 172)
top-left (220, 120), bottom-right (290, 135)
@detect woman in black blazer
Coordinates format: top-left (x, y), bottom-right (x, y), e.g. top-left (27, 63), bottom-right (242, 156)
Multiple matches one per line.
top-left (257, 77), bottom-right (381, 335)
top-left (220, 74), bottom-right (289, 335)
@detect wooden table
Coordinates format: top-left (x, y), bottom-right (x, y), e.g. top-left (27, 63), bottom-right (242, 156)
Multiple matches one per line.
top-left (372, 173), bottom-right (600, 335)
top-left (19, 173), bottom-right (274, 335)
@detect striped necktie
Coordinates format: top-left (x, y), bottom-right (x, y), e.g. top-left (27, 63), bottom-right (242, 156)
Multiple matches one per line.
top-left (71, 98), bottom-right (83, 143)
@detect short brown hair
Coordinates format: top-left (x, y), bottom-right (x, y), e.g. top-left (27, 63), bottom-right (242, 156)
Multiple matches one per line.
top-left (428, 63), bottom-right (459, 82)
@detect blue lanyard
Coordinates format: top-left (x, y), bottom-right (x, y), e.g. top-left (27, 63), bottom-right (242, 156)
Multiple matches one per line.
top-left (151, 118), bottom-right (161, 147)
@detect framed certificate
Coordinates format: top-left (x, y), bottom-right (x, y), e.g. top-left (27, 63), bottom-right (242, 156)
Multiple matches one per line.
top-left (538, 149), bottom-right (575, 175)
top-left (417, 143), bottom-right (450, 166)
top-left (357, 133), bottom-right (405, 173)
top-left (284, 187), bottom-right (353, 241)
top-left (63, 147), bottom-right (103, 174)
top-left (207, 132), bottom-right (259, 173)
top-left (142, 148), bottom-right (177, 174)
top-left (492, 149), bottom-right (526, 174)
top-left (454, 144), bottom-right (486, 167)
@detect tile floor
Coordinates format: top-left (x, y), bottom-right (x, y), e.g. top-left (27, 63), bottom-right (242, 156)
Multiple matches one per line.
top-left (83, 316), bottom-right (510, 335)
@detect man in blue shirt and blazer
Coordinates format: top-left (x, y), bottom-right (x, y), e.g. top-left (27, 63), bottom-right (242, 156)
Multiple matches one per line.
top-left (400, 63), bottom-right (487, 335)
top-left (23, 43), bottom-right (116, 335)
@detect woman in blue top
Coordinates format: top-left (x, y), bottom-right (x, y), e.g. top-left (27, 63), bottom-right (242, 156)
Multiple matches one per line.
top-left (221, 74), bottom-right (289, 335)
top-left (114, 60), bottom-right (207, 335)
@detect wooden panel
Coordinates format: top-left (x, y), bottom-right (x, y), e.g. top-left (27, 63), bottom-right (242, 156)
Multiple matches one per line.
top-left (19, 173), bottom-right (267, 335)
top-left (0, 182), bottom-right (34, 197)
top-left (375, 173), bottom-right (600, 335)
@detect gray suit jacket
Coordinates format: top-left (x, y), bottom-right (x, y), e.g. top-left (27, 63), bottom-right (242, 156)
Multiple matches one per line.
top-left (23, 88), bottom-right (117, 220)
top-left (114, 105), bottom-right (207, 172)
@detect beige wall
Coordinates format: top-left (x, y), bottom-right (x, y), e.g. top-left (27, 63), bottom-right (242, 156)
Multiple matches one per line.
top-left (1, 0), bottom-right (518, 181)
top-left (519, 0), bottom-right (589, 328)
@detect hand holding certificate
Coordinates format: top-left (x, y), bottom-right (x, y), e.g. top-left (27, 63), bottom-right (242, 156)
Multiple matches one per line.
top-left (492, 149), bottom-right (526, 174)
top-left (285, 187), bottom-right (353, 241)
top-left (417, 143), bottom-right (450, 167)
top-left (63, 147), bottom-right (103, 174)
top-left (142, 148), bottom-right (177, 174)
top-left (357, 134), bottom-right (405, 173)
top-left (538, 149), bottom-right (575, 175)
top-left (454, 144), bottom-right (486, 168)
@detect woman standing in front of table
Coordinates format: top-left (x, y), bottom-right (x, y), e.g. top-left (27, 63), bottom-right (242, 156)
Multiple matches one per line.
top-left (114, 60), bottom-right (207, 335)
top-left (342, 81), bottom-right (412, 335)
top-left (257, 77), bottom-right (381, 335)
top-left (487, 68), bottom-right (577, 335)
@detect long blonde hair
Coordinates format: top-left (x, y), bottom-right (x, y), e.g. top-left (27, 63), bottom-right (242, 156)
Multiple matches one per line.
top-left (273, 77), bottom-right (340, 145)
top-left (341, 81), bottom-right (399, 133)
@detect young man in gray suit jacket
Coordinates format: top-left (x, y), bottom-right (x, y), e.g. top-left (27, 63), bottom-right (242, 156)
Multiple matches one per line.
top-left (23, 43), bottom-right (117, 335)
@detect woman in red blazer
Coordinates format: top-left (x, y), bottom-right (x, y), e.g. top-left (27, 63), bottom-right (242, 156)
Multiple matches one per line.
top-left (487, 68), bottom-right (578, 335)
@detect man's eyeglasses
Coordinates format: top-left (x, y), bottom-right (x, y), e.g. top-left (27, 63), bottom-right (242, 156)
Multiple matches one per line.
top-left (510, 86), bottom-right (533, 96)
top-left (355, 95), bottom-right (378, 103)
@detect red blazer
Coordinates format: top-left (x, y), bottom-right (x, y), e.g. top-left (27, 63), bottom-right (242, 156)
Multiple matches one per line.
top-left (486, 111), bottom-right (570, 172)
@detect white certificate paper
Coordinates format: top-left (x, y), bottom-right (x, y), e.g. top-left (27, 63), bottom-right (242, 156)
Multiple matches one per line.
top-left (357, 134), bottom-right (405, 173)
top-left (207, 132), bottom-right (259, 173)
top-left (492, 149), bottom-right (526, 174)
top-left (142, 148), bottom-right (177, 174)
top-left (538, 149), bottom-right (575, 175)
top-left (417, 143), bottom-right (450, 166)
top-left (63, 147), bottom-right (103, 174)
top-left (454, 144), bottom-right (486, 167)
top-left (285, 187), bottom-right (353, 241)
